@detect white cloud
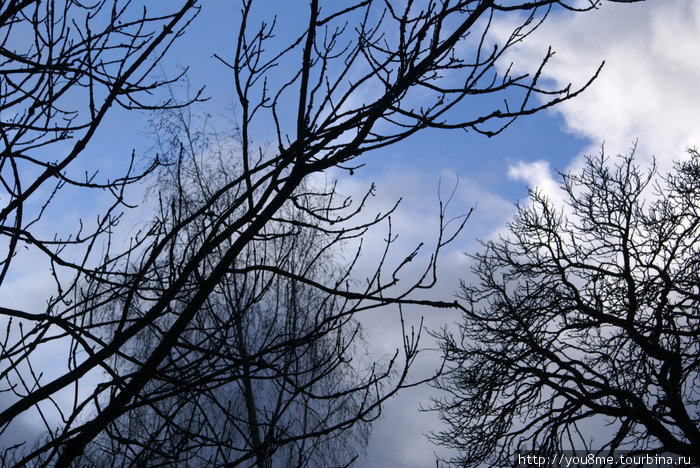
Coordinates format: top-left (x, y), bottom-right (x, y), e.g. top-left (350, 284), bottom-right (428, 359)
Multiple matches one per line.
top-left (507, 159), bottom-right (562, 201)
top-left (462, 2), bottom-right (700, 457)
top-left (498, 1), bottom-right (700, 174)
top-left (357, 2), bottom-right (700, 464)
top-left (331, 163), bottom-right (514, 467)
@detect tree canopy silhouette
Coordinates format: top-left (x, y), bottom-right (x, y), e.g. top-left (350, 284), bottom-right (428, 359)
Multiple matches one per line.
top-left (432, 148), bottom-right (700, 466)
top-left (0, 0), bottom-right (643, 465)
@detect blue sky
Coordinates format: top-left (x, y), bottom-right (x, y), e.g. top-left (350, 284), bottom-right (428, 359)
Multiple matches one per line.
top-left (3, 0), bottom-right (700, 465)
top-left (341, 1), bottom-right (700, 465)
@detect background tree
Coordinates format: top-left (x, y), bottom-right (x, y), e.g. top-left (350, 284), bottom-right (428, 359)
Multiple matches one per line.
top-left (0, 1), bottom-right (642, 465)
top-left (77, 109), bottom-right (381, 467)
top-left (432, 148), bottom-right (700, 466)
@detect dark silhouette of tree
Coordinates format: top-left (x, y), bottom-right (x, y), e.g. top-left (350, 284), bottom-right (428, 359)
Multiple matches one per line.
top-left (76, 111), bottom-right (382, 466)
top-left (432, 148), bottom-right (700, 466)
top-left (0, 1), bottom-right (643, 466)
top-left (0, 0), bottom-right (202, 285)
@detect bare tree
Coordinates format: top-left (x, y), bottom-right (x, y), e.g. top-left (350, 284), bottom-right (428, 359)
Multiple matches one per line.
top-left (77, 113), bottom-right (381, 467)
top-left (0, 1), bottom-right (643, 466)
top-left (432, 148), bottom-right (700, 466)
top-left (0, 0), bottom-right (201, 283)
top-left (0, 0), bottom-right (202, 462)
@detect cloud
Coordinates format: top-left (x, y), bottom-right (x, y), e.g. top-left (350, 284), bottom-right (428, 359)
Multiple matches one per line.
top-left (353, 2), bottom-right (700, 464)
top-left (498, 0), bottom-right (700, 173)
top-left (506, 159), bottom-right (562, 201)
top-left (331, 163), bottom-right (514, 467)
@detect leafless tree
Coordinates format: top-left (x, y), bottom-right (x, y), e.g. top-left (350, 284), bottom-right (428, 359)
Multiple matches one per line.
top-left (0, 0), bottom-right (643, 466)
top-left (76, 112), bottom-right (383, 467)
top-left (0, 0), bottom-right (201, 285)
top-left (1, 0), bottom-right (202, 463)
top-left (432, 148), bottom-right (700, 466)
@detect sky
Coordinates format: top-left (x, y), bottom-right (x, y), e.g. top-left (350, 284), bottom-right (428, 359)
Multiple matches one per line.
top-left (2, 0), bottom-right (700, 465)
top-left (344, 1), bottom-right (700, 466)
